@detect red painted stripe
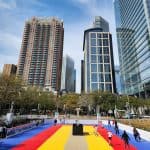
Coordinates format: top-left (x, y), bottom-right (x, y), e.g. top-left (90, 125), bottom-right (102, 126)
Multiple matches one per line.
top-left (97, 126), bottom-right (137, 150)
top-left (12, 125), bottom-right (61, 150)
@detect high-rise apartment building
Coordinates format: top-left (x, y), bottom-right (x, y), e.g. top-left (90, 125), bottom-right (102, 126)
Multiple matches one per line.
top-left (82, 16), bottom-right (116, 93)
top-left (114, 0), bottom-right (150, 97)
top-left (17, 17), bottom-right (64, 91)
top-left (61, 55), bottom-right (75, 92)
top-left (3, 64), bottom-right (17, 76)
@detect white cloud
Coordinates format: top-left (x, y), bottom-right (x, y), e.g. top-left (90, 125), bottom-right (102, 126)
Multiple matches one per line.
top-left (0, 31), bottom-right (21, 55)
top-left (0, 32), bottom-right (21, 73)
top-left (0, 0), bottom-right (16, 9)
top-left (71, 0), bottom-right (104, 15)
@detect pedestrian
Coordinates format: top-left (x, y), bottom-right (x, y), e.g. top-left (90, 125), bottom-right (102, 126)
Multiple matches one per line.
top-left (114, 120), bottom-right (117, 127)
top-left (121, 130), bottom-right (130, 149)
top-left (107, 131), bottom-right (113, 145)
top-left (115, 124), bottom-right (119, 135)
top-left (63, 116), bottom-right (66, 124)
top-left (54, 118), bottom-right (57, 126)
top-left (108, 119), bottom-right (111, 127)
top-left (2, 126), bottom-right (7, 138)
top-left (41, 118), bottom-right (45, 124)
top-left (133, 127), bottom-right (141, 141)
top-left (0, 126), bottom-right (2, 138)
top-left (94, 125), bottom-right (98, 136)
top-left (36, 121), bottom-right (39, 127)
top-left (112, 120), bottom-right (115, 125)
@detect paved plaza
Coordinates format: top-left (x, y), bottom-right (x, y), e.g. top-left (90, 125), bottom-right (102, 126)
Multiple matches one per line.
top-left (0, 119), bottom-right (150, 150)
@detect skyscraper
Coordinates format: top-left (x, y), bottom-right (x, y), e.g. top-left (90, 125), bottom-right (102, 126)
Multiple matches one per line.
top-left (115, 66), bottom-right (122, 94)
top-left (114, 0), bottom-right (150, 97)
top-left (17, 17), bottom-right (64, 91)
top-left (3, 64), bottom-right (17, 77)
top-left (61, 55), bottom-right (75, 92)
top-left (82, 16), bottom-right (116, 93)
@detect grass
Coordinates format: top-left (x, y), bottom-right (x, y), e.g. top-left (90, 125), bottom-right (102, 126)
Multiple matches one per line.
top-left (118, 119), bottom-right (150, 131)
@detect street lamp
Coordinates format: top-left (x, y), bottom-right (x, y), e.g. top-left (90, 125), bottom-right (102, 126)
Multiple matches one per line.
top-left (114, 94), bottom-right (118, 118)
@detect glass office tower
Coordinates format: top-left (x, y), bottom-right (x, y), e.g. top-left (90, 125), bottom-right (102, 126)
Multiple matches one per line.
top-left (82, 16), bottom-right (116, 93)
top-left (61, 55), bottom-right (75, 92)
top-left (114, 0), bottom-right (150, 97)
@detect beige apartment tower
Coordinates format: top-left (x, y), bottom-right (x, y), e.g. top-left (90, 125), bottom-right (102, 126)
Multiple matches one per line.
top-left (17, 17), bottom-right (64, 91)
top-left (3, 64), bottom-right (17, 76)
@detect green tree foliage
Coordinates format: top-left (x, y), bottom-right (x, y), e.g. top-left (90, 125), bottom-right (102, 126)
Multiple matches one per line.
top-left (0, 74), bottom-right (150, 115)
top-left (0, 75), bottom-right (22, 108)
top-left (92, 91), bottom-right (116, 112)
top-left (60, 93), bottom-right (79, 112)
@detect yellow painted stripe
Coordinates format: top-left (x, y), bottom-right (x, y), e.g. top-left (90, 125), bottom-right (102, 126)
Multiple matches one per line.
top-left (84, 126), bottom-right (113, 150)
top-left (38, 125), bottom-right (71, 150)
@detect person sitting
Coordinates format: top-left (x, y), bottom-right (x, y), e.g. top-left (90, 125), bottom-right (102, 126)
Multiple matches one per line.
top-left (133, 127), bottom-right (141, 141)
top-left (107, 131), bottom-right (113, 145)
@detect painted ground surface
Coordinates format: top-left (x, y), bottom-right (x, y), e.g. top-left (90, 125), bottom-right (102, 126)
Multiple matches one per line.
top-left (0, 121), bottom-right (150, 150)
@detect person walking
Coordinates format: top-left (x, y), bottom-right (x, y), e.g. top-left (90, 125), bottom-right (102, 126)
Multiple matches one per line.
top-left (115, 124), bottom-right (119, 135)
top-left (0, 126), bottom-right (2, 138)
top-left (54, 118), bottom-right (57, 126)
top-left (2, 126), bottom-right (7, 138)
top-left (121, 130), bottom-right (130, 149)
top-left (108, 119), bottom-right (111, 127)
top-left (133, 127), bottom-right (141, 141)
top-left (114, 120), bottom-right (118, 127)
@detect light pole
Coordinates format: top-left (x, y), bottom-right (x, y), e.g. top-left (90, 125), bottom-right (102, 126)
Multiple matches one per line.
top-left (114, 94), bottom-right (118, 118)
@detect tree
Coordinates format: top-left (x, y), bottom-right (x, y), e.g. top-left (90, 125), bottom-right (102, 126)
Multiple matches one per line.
top-left (0, 75), bottom-right (22, 113)
top-left (60, 93), bottom-right (79, 113)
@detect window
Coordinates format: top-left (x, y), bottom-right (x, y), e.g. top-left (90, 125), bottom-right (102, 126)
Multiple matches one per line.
top-left (91, 55), bottom-right (97, 63)
top-left (91, 64), bottom-right (97, 72)
top-left (97, 39), bottom-right (102, 46)
top-left (91, 39), bottom-right (96, 46)
top-left (91, 47), bottom-right (96, 54)
top-left (105, 74), bottom-right (111, 82)
top-left (91, 33), bottom-right (96, 38)
top-left (98, 56), bottom-right (103, 63)
top-left (103, 39), bottom-right (108, 46)
top-left (104, 56), bottom-right (110, 63)
top-left (97, 33), bottom-right (101, 38)
top-left (103, 47), bottom-right (109, 54)
top-left (103, 34), bottom-right (108, 38)
top-left (98, 64), bottom-right (103, 72)
top-left (106, 84), bottom-right (112, 91)
top-left (92, 83), bottom-right (98, 91)
top-left (97, 47), bottom-right (102, 54)
top-left (104, 64), bottom-right (110, 72)
top-left (99, 74), bottom-right (104, 82)
top-left (91, 73), bottom-right (97, 82)
top-left (99, 83), bottom-right (104, 91)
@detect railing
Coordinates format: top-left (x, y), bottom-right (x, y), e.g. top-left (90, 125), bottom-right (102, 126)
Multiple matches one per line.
top-left (6, 122), bottom-right (37, 138)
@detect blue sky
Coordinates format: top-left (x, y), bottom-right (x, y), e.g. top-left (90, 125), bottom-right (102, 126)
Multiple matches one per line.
top-left (0, 0), bottom-right (119, 92)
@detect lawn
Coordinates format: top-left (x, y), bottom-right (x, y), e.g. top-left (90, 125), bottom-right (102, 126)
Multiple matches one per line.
top-left (118, 119), bottom-right (150, 131)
